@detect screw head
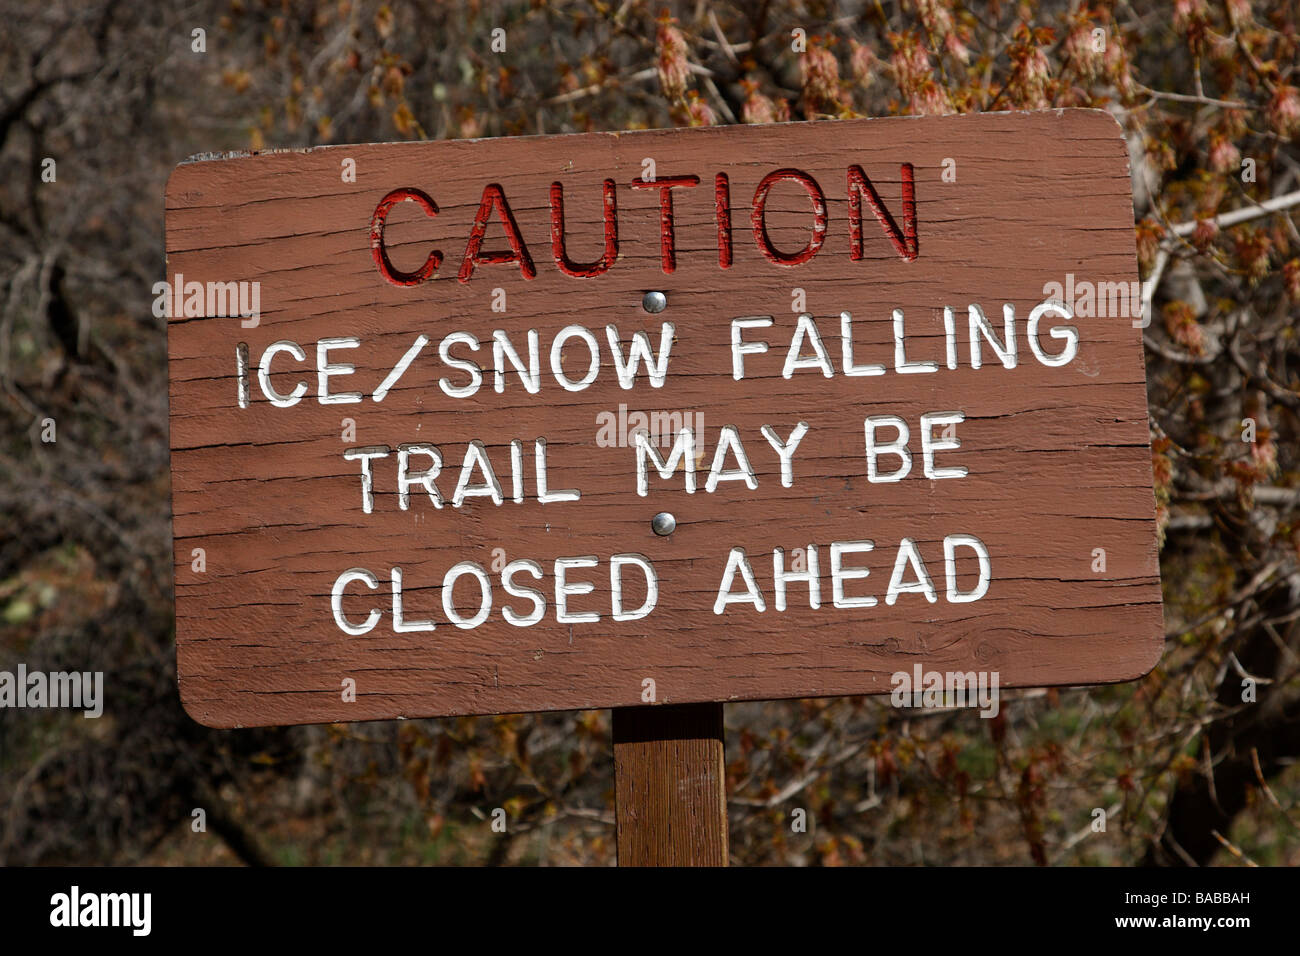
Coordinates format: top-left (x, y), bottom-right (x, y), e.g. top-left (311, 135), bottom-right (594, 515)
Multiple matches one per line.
top-left (642, 290), bottom-right (668, 314)
top-left (651, 511), bottom-right (676, 536)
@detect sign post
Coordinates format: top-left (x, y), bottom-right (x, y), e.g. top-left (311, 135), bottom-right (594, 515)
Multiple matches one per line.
top-left (164, 109), bottom-right (1163, 864)
top-left (613, 703), bottom-right (727, 866)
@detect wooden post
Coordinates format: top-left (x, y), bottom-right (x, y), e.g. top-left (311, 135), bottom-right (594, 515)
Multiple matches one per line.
top-left (612, 703), bottom-right (728, 866)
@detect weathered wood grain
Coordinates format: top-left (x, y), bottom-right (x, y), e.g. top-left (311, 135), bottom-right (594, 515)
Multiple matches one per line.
top-left (164, 109), bottom-right (1164, 728)
top-left (613, 703), bottom-right (727, 866)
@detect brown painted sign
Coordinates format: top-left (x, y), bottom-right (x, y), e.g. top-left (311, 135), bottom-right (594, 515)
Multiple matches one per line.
top-left (165, 109), bottom-right (1163, 729)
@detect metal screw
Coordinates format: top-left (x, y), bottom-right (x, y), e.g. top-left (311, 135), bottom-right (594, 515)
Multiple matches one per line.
top-left (651, 511), bottom-right (676, 536)
top-left (642, 290), bottom-right (667, 314)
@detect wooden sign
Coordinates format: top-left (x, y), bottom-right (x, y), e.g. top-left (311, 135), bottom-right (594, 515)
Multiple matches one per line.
top-left (165, 109), bottom-right (1163, 729)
